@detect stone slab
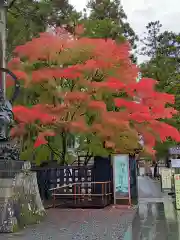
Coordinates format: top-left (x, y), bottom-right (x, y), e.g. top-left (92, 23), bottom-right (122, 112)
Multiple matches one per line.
top-left (0, 171), bottom-right (45, 233)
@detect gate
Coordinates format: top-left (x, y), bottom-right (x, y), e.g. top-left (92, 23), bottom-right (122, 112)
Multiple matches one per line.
top-left (32, 161), bottom-right (113, 208)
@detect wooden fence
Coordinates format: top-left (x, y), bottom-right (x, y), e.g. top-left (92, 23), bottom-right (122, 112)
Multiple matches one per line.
top-left (32, 164), bottom-right (112, 208)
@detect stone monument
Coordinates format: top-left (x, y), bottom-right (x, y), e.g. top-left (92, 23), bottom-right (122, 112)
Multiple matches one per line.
top-left (0, 67), bottom-right (45, 233)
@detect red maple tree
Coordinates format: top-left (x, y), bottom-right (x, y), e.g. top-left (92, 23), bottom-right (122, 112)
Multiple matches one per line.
top-left (8, 27), bottom-right (180, 162)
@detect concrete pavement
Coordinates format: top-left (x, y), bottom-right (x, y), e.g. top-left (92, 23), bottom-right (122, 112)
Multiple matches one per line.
top-left (1, 176), bottom-right (180, 239)
top-left (1, 208), bottom-right (136, 240)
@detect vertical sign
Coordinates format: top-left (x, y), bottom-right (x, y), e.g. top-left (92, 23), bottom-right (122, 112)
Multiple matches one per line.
top-left (174, 174), bottom-right (180, 209)
top-left (161, 168), bottom-right (172, 191)
top-left (113, 154), bottom-right (130, 204)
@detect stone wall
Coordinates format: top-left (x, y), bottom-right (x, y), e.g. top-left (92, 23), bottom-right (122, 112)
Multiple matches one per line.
top-left (0, 171), bottom-right (45, 233)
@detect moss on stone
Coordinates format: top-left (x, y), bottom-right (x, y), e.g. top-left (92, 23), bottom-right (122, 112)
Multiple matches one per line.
top-left (1, 170), bottom-right (46, 233)
top-left (19, 205), bottom-right (44, 226)
top-left (17, 193), bottom-right (45, 227)
top-left (12, 224), bottom-right (19, 233)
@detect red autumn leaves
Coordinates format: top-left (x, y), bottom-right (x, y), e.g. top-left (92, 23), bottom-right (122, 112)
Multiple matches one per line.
top-left (13, 105), bottom-right (57, 125)
top-left (8, 28), bottom-right (180, 155)
top-left (34, 130), bottom-right (55, 148)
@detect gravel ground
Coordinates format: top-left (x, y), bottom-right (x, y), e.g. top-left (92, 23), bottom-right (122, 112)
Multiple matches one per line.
top-left (1, 176), bottom-right (176, 239)
top-left (1, 207), bottom-right (136, 240)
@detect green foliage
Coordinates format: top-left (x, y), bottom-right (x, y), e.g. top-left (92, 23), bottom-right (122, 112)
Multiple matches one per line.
top-left (77, 133), bottom-right (110, 157)
top-left (140, 21), bottom-right (180, 157)
top-left (140, 21), bottom-right (162, 57)
top-left (41, 0), bottom-right (79, 26)
top-left (84, 0), bottom-right (138, 61)
top-left (154, 139), bottom-right (177, 158)
top-left (7, 0), bottom-right (80, 59)
top-left (82, 19), bottom-right (125, 42)
top-left (7, 0), bottom-right (47, 58)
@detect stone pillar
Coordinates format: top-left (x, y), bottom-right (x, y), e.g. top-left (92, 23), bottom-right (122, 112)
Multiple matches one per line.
top-left (0, 140), bottom-right (45, 233)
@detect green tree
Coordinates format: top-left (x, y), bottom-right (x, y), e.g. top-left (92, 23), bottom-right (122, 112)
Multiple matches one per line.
top-left (140, 21), bottom-right (162, 57)
top-left (83, 0), bottom-right (138, 62)
top-left (9, 29), bottom-right (180, 165)
top-left (7, 0), bottom-right (47, 58)
top-left (42, 0), bottom-right (81, 27)
top-left (7, 0), bottom-right (80, 58)
top-left (140, 21), bottom-right (179, 84)
top-left (139, 21), bottom-right (180, 157)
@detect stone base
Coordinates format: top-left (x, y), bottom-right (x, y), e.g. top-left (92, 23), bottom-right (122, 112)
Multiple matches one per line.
top-left (0, 171), bottom-right (45, 233)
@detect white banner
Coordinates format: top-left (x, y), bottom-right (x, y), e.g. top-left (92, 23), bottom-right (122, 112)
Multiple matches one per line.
top-left (113, 154), bottom-right (130, 204)
top-left (161, 169), bottom-right (172, 190)
top-left (171, 159), bottom-right (180, 168)
top-left (174, 174), bottom-right (180, 209)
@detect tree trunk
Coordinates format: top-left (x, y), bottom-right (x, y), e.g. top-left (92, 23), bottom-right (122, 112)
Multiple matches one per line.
top-left (61, 130), bottom-right (67, 165)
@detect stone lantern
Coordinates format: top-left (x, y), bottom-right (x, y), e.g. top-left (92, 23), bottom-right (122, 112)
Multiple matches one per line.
top-left (0, 1), bottom-right (45, 232)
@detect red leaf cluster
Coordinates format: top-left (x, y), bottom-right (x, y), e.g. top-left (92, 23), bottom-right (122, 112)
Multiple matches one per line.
top-left (13, 105), bottom-right (56, 124)
top-left (34, 130), bottom-right (55, 148)
top-left (88, 100), bottom-right (106, 111)
top-left (32, 68), bottom-right (81, 83)
top-left (75, 24), bottom-right (85, 35)
top-left (9, 30), bottom-right (180, 153)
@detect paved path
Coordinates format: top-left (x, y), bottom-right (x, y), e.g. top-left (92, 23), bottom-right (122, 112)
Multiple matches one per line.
top-left (1, 176), bottom-right (180, 239)
top-left (132, 201), bottom-right (180, 239)
top-left (1, 208), bottom-right (136, 240)
top-left (134, 176), bottom-right (179, 239)
top-left (138, 176), bottom-right (163, 199)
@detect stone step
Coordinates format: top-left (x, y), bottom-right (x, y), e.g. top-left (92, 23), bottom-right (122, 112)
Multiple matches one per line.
top-left (0, 187), bottom-right (13, 198)
top-left (0, 179), bottom-right (14, 188)
top-left (0, 161), bottom-right (25, 169)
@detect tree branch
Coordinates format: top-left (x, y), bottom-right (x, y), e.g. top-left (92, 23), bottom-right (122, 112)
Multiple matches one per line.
top-left (8, 0), bottom-right (17, 9)
top-left (47, 143), bottom-right (62, 158)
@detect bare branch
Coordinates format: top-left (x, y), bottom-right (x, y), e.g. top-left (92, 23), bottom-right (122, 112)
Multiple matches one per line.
top-left (8, 0), bottom-right (17, 9)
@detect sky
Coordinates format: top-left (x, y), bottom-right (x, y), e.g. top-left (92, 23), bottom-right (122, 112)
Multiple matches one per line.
top-left (69, 0), bottom-right (180, 62)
